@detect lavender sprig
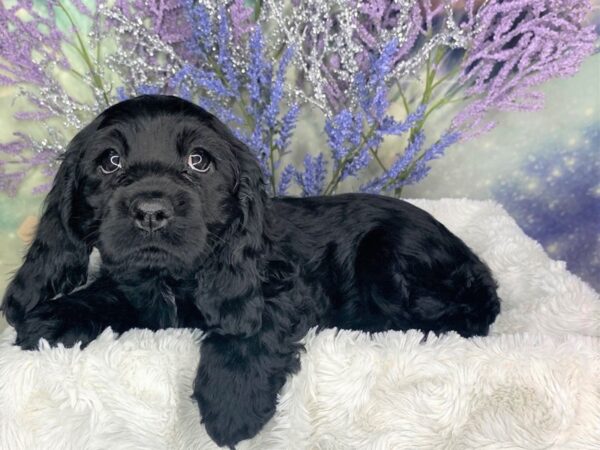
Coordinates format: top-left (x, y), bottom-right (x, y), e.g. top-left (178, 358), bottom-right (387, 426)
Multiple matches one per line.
top-left (295, 154), bottom-right (328, 197)
top-left (277, 164), bottom-right (296, 196)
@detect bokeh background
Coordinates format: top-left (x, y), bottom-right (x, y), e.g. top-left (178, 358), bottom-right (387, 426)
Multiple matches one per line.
top-left (0, 2), bottom-right (598, 334)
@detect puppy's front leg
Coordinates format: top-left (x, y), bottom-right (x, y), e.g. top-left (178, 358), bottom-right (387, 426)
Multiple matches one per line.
top-left (15, 276), bottom-right (138, 350)
top-left (194, 332), bottom-right (300, 448)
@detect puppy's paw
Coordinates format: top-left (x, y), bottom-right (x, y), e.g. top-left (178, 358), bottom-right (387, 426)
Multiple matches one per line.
top-left (16, 321), bottom-right (97, 351)
top-left (15, 318), bottom-right (64, 350)
top-left (194, 380), bottom-right (276, 448)
top-left (14, 300), bottom-right (101, 351)
top-left (193, 334), bottom-right (287, 448)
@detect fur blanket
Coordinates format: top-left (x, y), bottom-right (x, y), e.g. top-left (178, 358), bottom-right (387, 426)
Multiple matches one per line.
top-left (1, 199), bottom-right (598, 449)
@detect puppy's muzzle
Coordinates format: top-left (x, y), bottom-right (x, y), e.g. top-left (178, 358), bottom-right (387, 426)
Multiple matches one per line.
top-left (130, 198), bottom-right (174, 232)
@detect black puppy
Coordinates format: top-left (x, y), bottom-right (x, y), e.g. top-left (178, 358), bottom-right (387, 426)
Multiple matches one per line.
top-left (2, 95), bottom-right (500, 448)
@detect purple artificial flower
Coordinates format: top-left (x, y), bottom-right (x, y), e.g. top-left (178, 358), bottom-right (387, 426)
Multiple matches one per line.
top-left (0, 2), bottom-right (68, 86)
top-left (0, 165), bottom-right (26, 197)
top-left (113, 0), bottom-right (181, 41)
top-left (325, 109), bottom-right (363, 163)
top-left (367, 38), bottom-right (398, 89)
top-left (136, 84), bottom-right (162, 96)
top-left (421, 131), bottom-right (462, 163)
top-left (115, 84), bottom-right (161, 102)
top-left (172, 64), bottom-right (233, 98)
top-left (360, 130), bottom-right (425, 193)
top-left (246, 115), bottom-right (271, 179)
top-left (275, 104), bottom-right (301, 152)
top-left (356, 0), bottom-right (421, 69)
top-left (277, 164), bottom-right (296, 195)
top-left (326, 38), bottom-right (427, 184)
top-left (265, 45), bottom-right (295, 128)
top-left (32, 181), bottom-right (54, 195)
top-left (453, 0), bottom-right (596, 136)
top-left (379, 104), bottom-right (426, 135)
top-left (229, 0), bottom-right (255, 42)
top-left (247, 28), bottom-right (269, 110)
top-left (217, 5), bottom-right (240, 92)
top-left (341, 140), bottom-right (376, 180)
top-left (0, 140), bottom-right (28, 156)
top-left (403, 131), bottom-right (461, 185)
top-left (295, 154), bottom-right (328, 196)
top-left (13, 110), bottom-right (56, 121)
top-left (114, 0), bottom-right (193, 50)
top-left (181, 0), bottom-right (213, 59)
top-left (153, 0), bottom-right (193, 45)
top-left (196, 95), bottom-right (243, 129)
top-left (356, 38), bottom-right (402, 129)
top-left (70, 0), bottom-right (92, 15)
top-left (344, 111), bottom-right (422, 183)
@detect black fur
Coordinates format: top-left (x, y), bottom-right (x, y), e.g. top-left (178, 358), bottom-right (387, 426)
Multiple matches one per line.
top-left (2, 95), bottom-right (500, 448)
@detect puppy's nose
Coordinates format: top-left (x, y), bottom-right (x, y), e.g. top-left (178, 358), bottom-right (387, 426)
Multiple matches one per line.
top-left (131, 199), bottom-right (173, 232)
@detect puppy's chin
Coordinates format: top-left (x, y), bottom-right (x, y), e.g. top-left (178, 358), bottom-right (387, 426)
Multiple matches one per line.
top-left (99, 245), bottom-right (201, 280)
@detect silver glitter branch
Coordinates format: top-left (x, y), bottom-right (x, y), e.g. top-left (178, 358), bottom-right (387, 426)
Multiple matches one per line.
top-left (258, 0), bottom-right (476, 114)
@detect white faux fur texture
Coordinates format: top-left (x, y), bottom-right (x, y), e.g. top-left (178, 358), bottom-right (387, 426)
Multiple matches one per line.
top-left (1, 199), bottom-right (598, 449)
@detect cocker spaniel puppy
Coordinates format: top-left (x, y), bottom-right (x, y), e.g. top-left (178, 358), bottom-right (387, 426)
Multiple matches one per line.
top-left (2, 95), bottom-right (500, 448)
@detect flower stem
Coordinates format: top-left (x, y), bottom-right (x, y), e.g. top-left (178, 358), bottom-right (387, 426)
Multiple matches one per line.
top-left (253, 0), bottom-right (263, 21)
top-left (408, 51), bottom-right (437, 142)
top-left (56, 1), bottom-right (110, 106)
top-left (369, 146), bottom-right (388, 173)
top-left (394, 80), bottom-right (411, 117)
top-left (324, 124), bottom-right (377, 195)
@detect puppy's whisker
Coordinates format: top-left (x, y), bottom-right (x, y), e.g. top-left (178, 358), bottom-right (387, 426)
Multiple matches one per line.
top-left (81, 230), bottom-right (99, 243)
top-left (206, 230), bottom-right (227, 246)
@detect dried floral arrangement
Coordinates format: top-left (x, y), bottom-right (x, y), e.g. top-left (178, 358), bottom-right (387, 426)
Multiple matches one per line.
top-left (0, 0), bottom-right (596, 196)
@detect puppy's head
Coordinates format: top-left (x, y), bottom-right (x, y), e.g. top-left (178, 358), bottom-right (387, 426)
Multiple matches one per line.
top-left (1, 95), bottom-right (268, 327)
top-left (64, 95), bottom-right (266, 278)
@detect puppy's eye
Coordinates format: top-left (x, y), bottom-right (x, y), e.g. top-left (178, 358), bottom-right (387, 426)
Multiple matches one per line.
top-left (188, 150), bottom-right (211, 173)
top-left (99, 149), bottom-right (122, 174)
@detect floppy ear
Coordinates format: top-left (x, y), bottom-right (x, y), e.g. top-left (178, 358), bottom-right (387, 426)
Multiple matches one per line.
top-left (1, 130), bottom-right (92, 327)
top-left (195, 120), bottom-right (269, 337)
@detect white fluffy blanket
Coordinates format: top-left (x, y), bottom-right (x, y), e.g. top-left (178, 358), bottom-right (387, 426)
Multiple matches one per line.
top-left (1, 199), bottom-right (598, 449)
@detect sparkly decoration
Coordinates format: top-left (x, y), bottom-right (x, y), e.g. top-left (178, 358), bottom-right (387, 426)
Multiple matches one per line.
top-left (262, 0), bottom-right (469, 112)
top-left (494, 125), bottom-right (600, 291)
top-left (0, 0), bottom-right (596, 196)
